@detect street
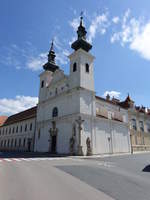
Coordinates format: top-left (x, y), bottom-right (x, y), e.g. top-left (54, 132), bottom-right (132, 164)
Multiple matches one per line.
top-left (0, 153), bottom-right (150, 200)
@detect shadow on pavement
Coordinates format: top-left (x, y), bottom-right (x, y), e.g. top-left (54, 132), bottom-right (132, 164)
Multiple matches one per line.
top-left (142, 165), bottom-right (150, 172)
top-left (0, 151), bottom-right (69, 159)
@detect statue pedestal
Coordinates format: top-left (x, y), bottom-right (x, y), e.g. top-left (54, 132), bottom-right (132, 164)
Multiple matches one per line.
top-left (77, 145), bottom-right (83, 156)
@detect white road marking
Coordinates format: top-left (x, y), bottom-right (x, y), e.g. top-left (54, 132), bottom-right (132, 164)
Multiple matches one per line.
top-left (0, 157), bottom-right (74, 163)
top-left (21, 158), bottom-right (30, 161)
top-left (12, 158), bottom-right (21, 162)
top-left (98, 161), bottom-right (115, 168)
top-left (3, 158), bottom-right (12, 162)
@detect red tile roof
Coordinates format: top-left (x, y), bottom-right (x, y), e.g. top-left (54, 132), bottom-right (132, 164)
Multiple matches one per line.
top-left (2, 106), bottom-right (37, 126)
top-left (0, 116), bottom-right (8, 126)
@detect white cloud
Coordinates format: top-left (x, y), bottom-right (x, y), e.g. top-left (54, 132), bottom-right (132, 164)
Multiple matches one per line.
top-left (0, 96), bottom-right (38, 116)
top-left (54, 36), bottom-right (70, 65)
top-left (110, 9), bottom-right (150, 61)
top-left (130, 22), bottom-right (150, 60)
top-left (88, 13), bottom-right (109, 43)
top-left (26, 53), bottom-right (47, 71)
top-left (112, 16), bottom-right (120, 24)
top-left (69, 17), bottom-right (80, 31)
top-left (103, 91), bottom-right (121, 99)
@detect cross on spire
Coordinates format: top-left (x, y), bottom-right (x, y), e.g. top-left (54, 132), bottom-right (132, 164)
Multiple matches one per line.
top-left (80, 11), bottom-right (83, 26)
top-left (50, 38), bottom-right (54, 51)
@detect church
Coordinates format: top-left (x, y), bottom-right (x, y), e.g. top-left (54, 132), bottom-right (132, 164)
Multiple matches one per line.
top-left (0, 16), bottom-right (132, 155)
top-left (34, 15), bottom-right (131, 155)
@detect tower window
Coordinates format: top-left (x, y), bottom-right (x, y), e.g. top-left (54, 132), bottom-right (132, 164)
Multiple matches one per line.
top-left (25, 124), bottom-right (27, 132)
top-left (30, 123), bottom-right (32, 131)
top-left (52, 107), bottom-right (58, 117)
top-left (73, 62), bottom-right (77, 72)
top-left (41, 80), bottom-right (44, 88)
top-left (38, 129), bottom-right (41, 139)
top-left (55, 88), bottom-right (58, 95)
top-left (85, 63), bottom-right (89, 73)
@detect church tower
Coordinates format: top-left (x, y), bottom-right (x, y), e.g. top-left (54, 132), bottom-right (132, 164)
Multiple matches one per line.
top-left (68, 14), bottom-right (95, 92)
top-left (38, 41), bottom-right (59, 103)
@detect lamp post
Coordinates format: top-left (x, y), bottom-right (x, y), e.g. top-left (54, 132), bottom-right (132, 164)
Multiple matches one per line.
top-left (76, 116), bottom-right (84, 156)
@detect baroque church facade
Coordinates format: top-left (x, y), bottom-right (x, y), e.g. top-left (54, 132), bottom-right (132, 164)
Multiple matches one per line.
top-left (1, 16), bottom-right (149, 155)
top-left (35, 16), bottom-right (131, 155)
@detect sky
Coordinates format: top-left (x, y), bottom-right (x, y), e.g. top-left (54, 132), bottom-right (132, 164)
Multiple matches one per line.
top-left (0, 0), bottom-right (150, 115)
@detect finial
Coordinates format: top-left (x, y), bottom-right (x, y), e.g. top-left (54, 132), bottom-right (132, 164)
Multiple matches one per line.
top-left (80, 11), bottom-right (84, 26)
top-left (48, 38), bottom-right (56, 63)
top-left (50, 38), bottom-right (54, 51)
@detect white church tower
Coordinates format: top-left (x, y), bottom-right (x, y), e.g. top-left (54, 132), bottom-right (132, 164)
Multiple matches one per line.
top-left (69, 15), bottom-right (95, 92)
top-left (38, 41), bottom-right (59, 103)
top-left (68, 15), bottom-right (96, 155)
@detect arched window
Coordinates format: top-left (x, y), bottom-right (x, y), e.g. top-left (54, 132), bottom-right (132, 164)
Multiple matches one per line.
top-left (52, 107), bottom-right (58, 117)
top-left (41, 80), bottom-right (44, 88)
top-left (131, 119), bottom-right (137, 130)
top-left (11, 139), bottom-right (13, 147)
top-left (73, 62), bottom-right (77, 72)
top-left (38, 129), bottom-right (41, 139)
top-left (85, 63), bottom-right (89, 73)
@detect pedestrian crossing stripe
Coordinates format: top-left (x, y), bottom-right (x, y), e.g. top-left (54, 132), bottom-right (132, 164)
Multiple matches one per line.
top-left (0, 157), bottom-right (72, 163)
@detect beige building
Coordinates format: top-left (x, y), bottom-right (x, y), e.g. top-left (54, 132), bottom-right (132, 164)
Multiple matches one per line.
top-left (120, 95), bottom-right (150, 152)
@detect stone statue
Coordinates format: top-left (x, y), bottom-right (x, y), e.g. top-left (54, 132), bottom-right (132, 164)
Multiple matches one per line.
top-left (75, 116), bottom-right (84, 156)
top-left (69, 136), bottom-right (75, 155)
top-left (86, 137), bottom-right (92, 156)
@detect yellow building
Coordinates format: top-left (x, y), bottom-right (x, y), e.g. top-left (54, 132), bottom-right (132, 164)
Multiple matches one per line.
top-left (120, 95), bottom-right (150, 152)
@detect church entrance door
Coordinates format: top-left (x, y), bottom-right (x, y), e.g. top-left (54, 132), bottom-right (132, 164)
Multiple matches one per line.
top-left (51, 135), bottom-right (57, 153)
top-left (49, 121), bottom-right (58, 154)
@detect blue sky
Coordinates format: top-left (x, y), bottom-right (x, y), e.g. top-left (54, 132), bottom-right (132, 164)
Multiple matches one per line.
top-left (0, 0), bottom-right (150, 115)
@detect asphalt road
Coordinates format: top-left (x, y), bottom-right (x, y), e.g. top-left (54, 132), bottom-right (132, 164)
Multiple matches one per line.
top-left (0, 152), bottom-right (150, 200)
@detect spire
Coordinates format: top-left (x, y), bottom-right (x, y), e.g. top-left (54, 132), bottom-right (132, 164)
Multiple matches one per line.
top-left (43, 39), bottom-right (59, 72)
top-left (48, 39), bottom-right (56, 64)
top-left (71, 12), bottom-right (92, 52)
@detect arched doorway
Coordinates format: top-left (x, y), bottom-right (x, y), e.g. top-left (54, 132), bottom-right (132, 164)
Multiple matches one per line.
top-left (49, 121), bottom-right (58, 153)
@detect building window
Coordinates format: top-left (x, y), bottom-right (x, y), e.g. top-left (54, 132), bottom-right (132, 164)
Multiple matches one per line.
top-left (9, 128), bottom-right (11, 134)
top-left (25, 124), bottom-right (27, 132)
top-left (30, 123), bottom-right (32, 131)
top-left (16, 126), bottom-right (18, 133)
top-left (85, 63), bottom-right (89, 73)
top-left (6, 128), bottom-right (7, 134)
top-left (7, 139), bottom-right (10, 147)
top-left (23, 138), bottom-right (26, 147)
top-left (15, 139), bottom-right (17, 147)
top-left (52, 107), bottom-right (58, 118)
top-left (4, 140), bottom-right (6, 147)
top-left (131, 119), bottom-right (137, 130)
top-left (20, 125), bottom-right (22, 132)
top-left (147, 123), bottom-right (150, 133)
top-left (0, 130), bottom-right (1, 135)
top-left (38, 129), bottom-right (41, 139)
top-left (12, 127), bottom-right (15, 134)
top-left (11, 139), bottom-right (13, 147)
top-left (55, 88), bottom-right (58, 95)
top-left (139, 121), bottom-right (144, 132)
top-left (41, 80), bottom-right (44, 88)
top-left (73, 62), bottom-right (77, 72)
top-left (19, 138), bottom-right (21, 147)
